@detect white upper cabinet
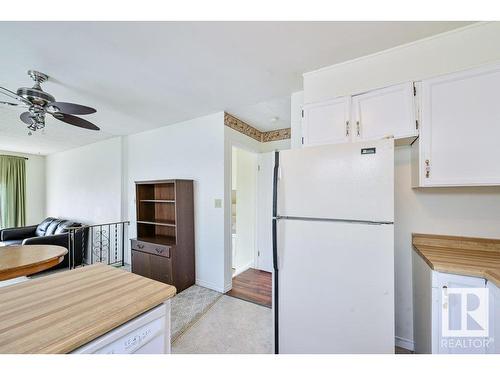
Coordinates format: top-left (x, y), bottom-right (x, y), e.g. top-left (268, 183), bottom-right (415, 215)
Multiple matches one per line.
top-left (301, 82), bottom-right (418, 148)
top-left (414, 64), bottom-right (500, 187)
top-left (352, 82), bottom-right (418, 142)
top-left (301, 97), bottom-right (350, 147)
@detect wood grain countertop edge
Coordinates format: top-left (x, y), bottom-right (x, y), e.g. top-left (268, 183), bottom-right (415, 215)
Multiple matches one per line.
top-left (412, 233), bottom-right (500, 288)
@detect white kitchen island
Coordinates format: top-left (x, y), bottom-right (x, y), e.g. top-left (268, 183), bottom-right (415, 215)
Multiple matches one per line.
top-left (0, 263), bottom-right (176, 354)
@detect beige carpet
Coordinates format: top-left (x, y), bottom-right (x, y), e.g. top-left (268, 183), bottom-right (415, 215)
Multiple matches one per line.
top-left (171, 284), bottom-right (222, 342)
top-left (172, 295), bottom-right (273, 354)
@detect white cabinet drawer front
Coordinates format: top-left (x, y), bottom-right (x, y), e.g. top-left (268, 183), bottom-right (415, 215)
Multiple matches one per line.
top-left (420, 64), bottom-right (500, 186)
top-left (352, 82), bottom-right (417, 141)
top-left (94, 316), bottom-right (164, 354)
top-left (302, 97), bottom-right (350, 146)
top-left (72, 303), bottom-right (169, 354)
top-left (434, 272), bottom-right (486, 288)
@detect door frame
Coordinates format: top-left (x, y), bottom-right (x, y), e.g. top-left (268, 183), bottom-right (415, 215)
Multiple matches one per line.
top-left (224, 136), bottom-right (260, 292)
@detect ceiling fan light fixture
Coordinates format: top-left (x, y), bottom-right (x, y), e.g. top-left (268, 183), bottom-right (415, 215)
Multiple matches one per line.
top-left (0, 70), bottom-right (100, 133)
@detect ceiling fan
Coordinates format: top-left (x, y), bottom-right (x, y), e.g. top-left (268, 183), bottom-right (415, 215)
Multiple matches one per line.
top-left (0, 70), bottom-right (100, 135)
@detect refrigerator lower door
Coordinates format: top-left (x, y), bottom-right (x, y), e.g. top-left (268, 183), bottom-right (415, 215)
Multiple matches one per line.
top-left (277, 219), bottom-right (394, 354)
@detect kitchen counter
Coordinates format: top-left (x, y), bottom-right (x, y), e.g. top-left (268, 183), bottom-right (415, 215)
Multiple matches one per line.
top-left (412, 233), bottom-right (500, 287)
top-left (0, 263), bottom-right (176, 353)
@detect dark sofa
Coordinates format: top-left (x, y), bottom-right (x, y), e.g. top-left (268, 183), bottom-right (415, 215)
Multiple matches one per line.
top-left (0, 217), bottom-right (88, 270)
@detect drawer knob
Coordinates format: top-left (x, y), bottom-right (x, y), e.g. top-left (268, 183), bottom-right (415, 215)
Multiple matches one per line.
top-left (155, 248), bottom-right (163, 254)
top-left (137, 243), bottom-right (144, 249)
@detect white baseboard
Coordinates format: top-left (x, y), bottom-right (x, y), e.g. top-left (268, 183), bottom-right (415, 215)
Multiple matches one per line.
top-left (195, 278), bottom-right (225, 293)
top-left (233, 261), bottom-right (254, 277)
top-left (395, 336), bottom-right (415, 352)
top-left (223, 282), bottom-right (232, 293)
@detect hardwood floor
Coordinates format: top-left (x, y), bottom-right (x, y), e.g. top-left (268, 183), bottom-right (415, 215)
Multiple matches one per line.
top-left (395, 346), bottom-right (414, 354)
top-left (226, 268), bottom-right (272, 308)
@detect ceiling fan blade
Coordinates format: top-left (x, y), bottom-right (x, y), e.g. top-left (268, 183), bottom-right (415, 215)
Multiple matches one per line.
top-left (51, 112), bottom-right (100, 131)
top-left (0, 86), bottom-right (31, 105)
top-left (0, 100), bottom-right (22, 107)
top-left (20, 111), bottom-right (34, 124)
top-left (48, 101), bottom-right (96, 115)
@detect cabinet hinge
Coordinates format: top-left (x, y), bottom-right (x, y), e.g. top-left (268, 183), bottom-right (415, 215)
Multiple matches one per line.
top-left (301, 109), bottom-right (304, 118)
top-left (301, 137), bottom-right (304, 145)
top-left (258, 251), bottom-right (260, 257)
top-left (425, 159), bottom-right (430, 178)
top-left (413, 83), bottom-right (417, 96)
top-left (416, 119), bottom-right (419, 130)
top-left (257, 165), bottom-right (261, 171)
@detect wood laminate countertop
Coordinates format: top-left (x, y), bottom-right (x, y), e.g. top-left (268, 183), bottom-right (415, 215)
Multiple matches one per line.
top-left (0, 263), bottom-right (176, 354)
top-left (412, 233), bottom-right (500, 287)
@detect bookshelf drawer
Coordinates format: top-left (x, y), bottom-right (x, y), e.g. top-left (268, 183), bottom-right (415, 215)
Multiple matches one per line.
top-left (131, 239), bottom-right (171, 258)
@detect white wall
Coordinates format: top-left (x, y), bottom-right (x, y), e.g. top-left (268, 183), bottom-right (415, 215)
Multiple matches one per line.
top-left (304, 22), bottom-right (500, 103)
top-left (233, 147), bottom-right (257, 274)
top-left (126, 112), bottom-right (226, 291)
top-left (301, 22), bottom-right (500, 349)
top-left (0, 150), bottom-right (46, 225)
top-left (290, 91), bottom-right (304, 149)
top-left (260, 139), bottom-right (291, 153)
top-left (46, 137), bottom-right (123, 224)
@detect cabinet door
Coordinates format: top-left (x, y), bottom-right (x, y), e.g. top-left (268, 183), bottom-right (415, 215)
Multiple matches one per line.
top-left (131, 250), bottom-right (173, 285)
top-left (435, 272), bottom-right (487, 354)
top-left (419, 64), bottom-right (500, 186)
top-left (131, 249), bottom-right (150, 279)
top-left (488, 282), bottom-right (499, 354)
top-left (302, 97), bottom-right (350, 146)
top-left (352, 82), bottom-right (417, 142)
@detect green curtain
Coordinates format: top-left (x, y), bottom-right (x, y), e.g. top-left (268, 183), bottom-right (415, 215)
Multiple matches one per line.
top-left (0, 155), bottom-right (26, 229)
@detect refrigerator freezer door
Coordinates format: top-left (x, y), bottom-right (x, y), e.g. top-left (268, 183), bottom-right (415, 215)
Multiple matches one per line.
top-left (277, 139), bottom-right (394, 223)
top-left (277, 219), bottom-right (394, 354)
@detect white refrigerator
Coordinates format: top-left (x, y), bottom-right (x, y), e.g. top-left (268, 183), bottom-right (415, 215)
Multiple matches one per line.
top-left (272, 139), bottom-right (395, 354)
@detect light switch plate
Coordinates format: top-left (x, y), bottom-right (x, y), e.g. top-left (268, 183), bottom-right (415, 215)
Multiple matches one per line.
top-left (214, 199), bottom-right (222, 208)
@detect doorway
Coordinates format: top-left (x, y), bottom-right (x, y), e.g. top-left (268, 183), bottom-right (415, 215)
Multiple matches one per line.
top-left (226, 146), bottom-right (272, 308)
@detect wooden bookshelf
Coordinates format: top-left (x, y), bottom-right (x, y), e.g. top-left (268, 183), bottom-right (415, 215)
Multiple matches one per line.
top-left (131, 179), bottom-right (195, 292)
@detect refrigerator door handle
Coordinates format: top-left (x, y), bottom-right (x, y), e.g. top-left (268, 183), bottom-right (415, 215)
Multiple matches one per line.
top-left (272, 151), bottom-right (280, 354)
top-left (272, 152), bottom-right (279, 220)
top-left (272, 151), bottom-right (280, 271)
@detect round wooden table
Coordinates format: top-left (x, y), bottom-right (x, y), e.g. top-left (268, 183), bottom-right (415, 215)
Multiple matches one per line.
top-left (0, 245), bottom-right (68, 281)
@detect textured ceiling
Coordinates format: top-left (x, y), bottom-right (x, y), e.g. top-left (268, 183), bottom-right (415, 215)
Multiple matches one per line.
top-left (0, 21), bottom-right (473, 155)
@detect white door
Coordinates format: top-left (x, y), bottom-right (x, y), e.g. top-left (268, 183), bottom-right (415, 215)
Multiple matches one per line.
top-left (278, 139), bottom-right (394, 222)
top-left (278, 219), bottom-right (394, 353)
top-left (352, 82), bottom-right (417, 142)
top-left (436, 273), bottom-right (487, 354)
top-left (255, 152), bottom-right (274, 272)
top-left (233, 147), bottom-right (257, 274)
top-left (302, 97), bottom-right (350, 146)
top-left (419, 64), bottom-right (500, 186)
